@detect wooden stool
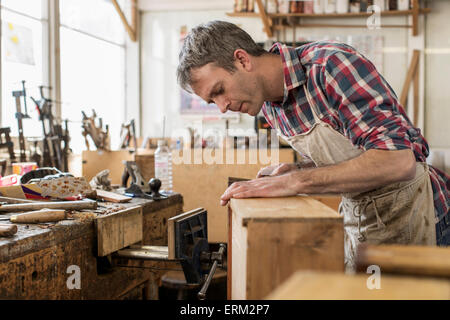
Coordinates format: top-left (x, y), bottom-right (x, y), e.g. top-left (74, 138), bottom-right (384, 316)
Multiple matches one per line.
top-left (160, 269), bottom-right (227, 300)
top-left (160, 271), bottom-right (200, 300)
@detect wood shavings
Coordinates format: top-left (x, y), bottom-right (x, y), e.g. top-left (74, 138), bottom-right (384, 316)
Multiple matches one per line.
top-left (67, 210), bottom-right (97, 222)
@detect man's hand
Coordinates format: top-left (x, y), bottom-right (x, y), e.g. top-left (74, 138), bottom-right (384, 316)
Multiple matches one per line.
top-left (220, 173), bottom-right (301, 206)
top-left (220, 149), bottom-right (417, 206)
top-left (256, 163), bottom-right (298, 178)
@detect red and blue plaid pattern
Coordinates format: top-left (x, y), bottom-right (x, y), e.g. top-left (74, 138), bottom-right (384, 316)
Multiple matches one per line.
top-left (262, 41), bottom-right (449, 222)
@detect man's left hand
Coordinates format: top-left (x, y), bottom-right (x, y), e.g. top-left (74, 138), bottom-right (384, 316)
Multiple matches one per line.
top-left (220, 173), bottom-right (300, 206)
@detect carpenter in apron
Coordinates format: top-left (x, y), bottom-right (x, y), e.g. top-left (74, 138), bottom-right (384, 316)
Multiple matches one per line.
top-left (269, 84), bottom-right (437, 272)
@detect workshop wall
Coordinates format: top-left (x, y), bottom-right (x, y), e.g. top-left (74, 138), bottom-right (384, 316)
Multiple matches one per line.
top-left (139, 0), bottom-right (450, 149)
top-left (425, 0), bottom-right (450, 149)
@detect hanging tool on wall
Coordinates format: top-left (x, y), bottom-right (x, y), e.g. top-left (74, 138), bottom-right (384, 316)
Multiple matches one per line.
top-left (119, 119), bottom-right (137, 153)
top-left (81, 110), bottom-right (110, 151)
top-left (12, 80), bottom-right (31, 162)
top-left (30, 86), bottom-right (71, 171)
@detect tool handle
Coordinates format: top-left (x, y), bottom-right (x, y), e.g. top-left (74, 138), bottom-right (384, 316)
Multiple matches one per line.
top-left (0, 224), bottom-right (18, 237)
top-left (197, 244), bottom-right (226, 300)
top-left (10, 209), bottom-right (66, 223)
top-left (0, 200), bottom-right (97, 212)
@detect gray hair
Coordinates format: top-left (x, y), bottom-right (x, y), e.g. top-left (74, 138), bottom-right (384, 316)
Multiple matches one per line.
top-left (177, 20), bottom-right (267, 92)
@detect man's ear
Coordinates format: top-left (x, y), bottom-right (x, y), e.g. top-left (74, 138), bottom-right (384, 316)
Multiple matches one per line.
top-left (233, 49), bottom-right (252, 71)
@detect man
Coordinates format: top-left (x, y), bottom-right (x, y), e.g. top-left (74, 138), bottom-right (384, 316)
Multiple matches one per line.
top-left (177, 21), bottom-right (449, 269)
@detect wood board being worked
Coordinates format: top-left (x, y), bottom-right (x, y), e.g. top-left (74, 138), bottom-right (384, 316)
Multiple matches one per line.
top-left (95, 206), bottom-right (143, 257)
top-left (356, 244), bottom-right (450, 278)
top-left (167, 207), bottom-right (207, 260)
top-left (229, 196), bottom-right (344, 300)
top-left (265, 271), bottom-right (450, 300)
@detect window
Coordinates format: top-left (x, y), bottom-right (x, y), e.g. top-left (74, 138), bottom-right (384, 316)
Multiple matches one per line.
top-left (1, 0), bottom-right (48, 137)
top-left (59, 0), bottom-right (126, 151)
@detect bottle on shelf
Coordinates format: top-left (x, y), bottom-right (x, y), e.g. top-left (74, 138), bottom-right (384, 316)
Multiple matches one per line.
top-left (350, 0), bottom-right (360, 12)
top-left (278, 0), bottom-right (290, 14)
top-left (336, 0), bottom-right (349, 13)
top-left (397, 0), bottom-right (410, 10)
top-left (314, 0), bottom-right (325, 14)
top-left (373, 0), bottom-right (383, 11)
top-left (267, 0), bottom-right (278, 13)
top-left (324, 0), bottom-right (337, 14)
top-left (304, 1), bottom-right (314, 14)
top-left (154, 140), bottom-right (173, 193)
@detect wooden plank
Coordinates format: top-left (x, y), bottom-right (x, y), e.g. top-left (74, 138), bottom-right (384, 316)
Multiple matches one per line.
top-left (229, 196), bottom-right (344, 300)
top-left (266, 271), bottom-right (450, 300)
top-left (246, 218), bottom-right (344, 299)
top-left (96, 189), bottom-right (132, 203)
top-left (134, 153), bottom-right (155, 182)
top-left (82, 150), bottom-right (134, 185)
top-left (167, 208), bottom-right (204, 259)
top-left (95, 206), bottom-right (143, 256)
top-left (412, 0), bottom-right (419, 36)
top-left (413, 59), bottom-right (420, 126)
top-left (400, 49), bottom-right (420, 108)
top-left (255, 0), bottom-right (273, 37)
top-left (226, 9), bottom-right (431, 18)
top-left (111, 0), bottom-right (137, 42)
top-left (356, 244), bottom-right (450, 278)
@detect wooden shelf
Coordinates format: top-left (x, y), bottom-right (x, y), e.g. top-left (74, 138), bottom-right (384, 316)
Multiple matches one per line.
top-left (227, 0), bottom-right (429, 37)
top-left (227, 9), bottom-right (430, 19)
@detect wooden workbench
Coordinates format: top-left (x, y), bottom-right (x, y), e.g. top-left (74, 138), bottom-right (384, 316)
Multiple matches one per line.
top-left (0, 194), bottom-right (183, 299)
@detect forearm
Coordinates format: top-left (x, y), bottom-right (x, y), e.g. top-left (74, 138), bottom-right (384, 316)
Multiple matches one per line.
top-left (292, 149), bottom-right (417, 194)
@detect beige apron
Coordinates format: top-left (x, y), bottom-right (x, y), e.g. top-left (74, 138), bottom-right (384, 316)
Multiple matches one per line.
top-left (270, 84), bottom-right (436, 272)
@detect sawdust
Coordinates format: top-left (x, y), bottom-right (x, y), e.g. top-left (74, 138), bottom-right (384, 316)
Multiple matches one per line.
top-left (66, 204), bottom-right (126, 222)
top-left (67, 210), bottom-right (97, 222)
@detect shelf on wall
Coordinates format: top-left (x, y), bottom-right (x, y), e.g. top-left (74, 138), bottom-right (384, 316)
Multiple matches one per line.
top-left (226, 0), bottom-right (429, 37)
top-left (226, 9), bottom-right (430, 19)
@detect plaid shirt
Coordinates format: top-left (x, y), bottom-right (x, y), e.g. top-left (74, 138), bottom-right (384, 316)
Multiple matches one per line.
top-left (262, 41), bottom-right (449, 222)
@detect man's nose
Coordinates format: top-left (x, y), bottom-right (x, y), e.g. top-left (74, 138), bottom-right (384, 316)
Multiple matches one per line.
top-left (216, 97), bottom-right (231, 113)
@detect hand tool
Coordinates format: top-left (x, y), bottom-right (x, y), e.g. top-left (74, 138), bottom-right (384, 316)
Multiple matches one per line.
top-left (0, 199), bottom-right (97, 213)
top-left (113, 208), bottom-right (226, 300)
top-left (12, 80), bottom-right (31, 162)
top-left (0, 196), bottom-right (35, 204)
top-left (0, 209), bottom-right (66, 223)
top-left (121, 161), bottom-right (150, 193)
top-left (0, 224), bottom-right (18, 237)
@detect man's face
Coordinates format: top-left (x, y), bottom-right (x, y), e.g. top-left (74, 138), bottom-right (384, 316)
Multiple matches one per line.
top-left (190, 62), bottom-right (264, 116)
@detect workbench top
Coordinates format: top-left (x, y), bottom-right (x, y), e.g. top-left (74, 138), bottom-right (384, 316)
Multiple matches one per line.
top-left (0, 193), bottom-right (183, 263)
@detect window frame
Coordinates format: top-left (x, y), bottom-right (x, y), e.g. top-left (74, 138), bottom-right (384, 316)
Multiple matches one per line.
top-left (0, 0), bottom-right (136, 143)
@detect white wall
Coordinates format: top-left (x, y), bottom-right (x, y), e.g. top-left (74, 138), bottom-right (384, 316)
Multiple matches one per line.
top-left (139, 0), bottom-right (450, 149)
top-left (425, 0), bottom-right (450, 148)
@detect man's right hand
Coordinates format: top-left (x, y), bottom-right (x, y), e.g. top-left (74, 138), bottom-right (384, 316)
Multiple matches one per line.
top-left (256, 163), bottom-right (298, 178)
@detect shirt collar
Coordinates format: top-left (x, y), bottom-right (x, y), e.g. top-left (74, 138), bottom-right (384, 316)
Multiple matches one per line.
top-left (269, 42), bottom-right (306, 104)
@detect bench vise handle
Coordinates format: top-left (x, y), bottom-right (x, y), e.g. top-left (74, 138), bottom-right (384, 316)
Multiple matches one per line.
top-left (197, 243), bottom-right (226, 300)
